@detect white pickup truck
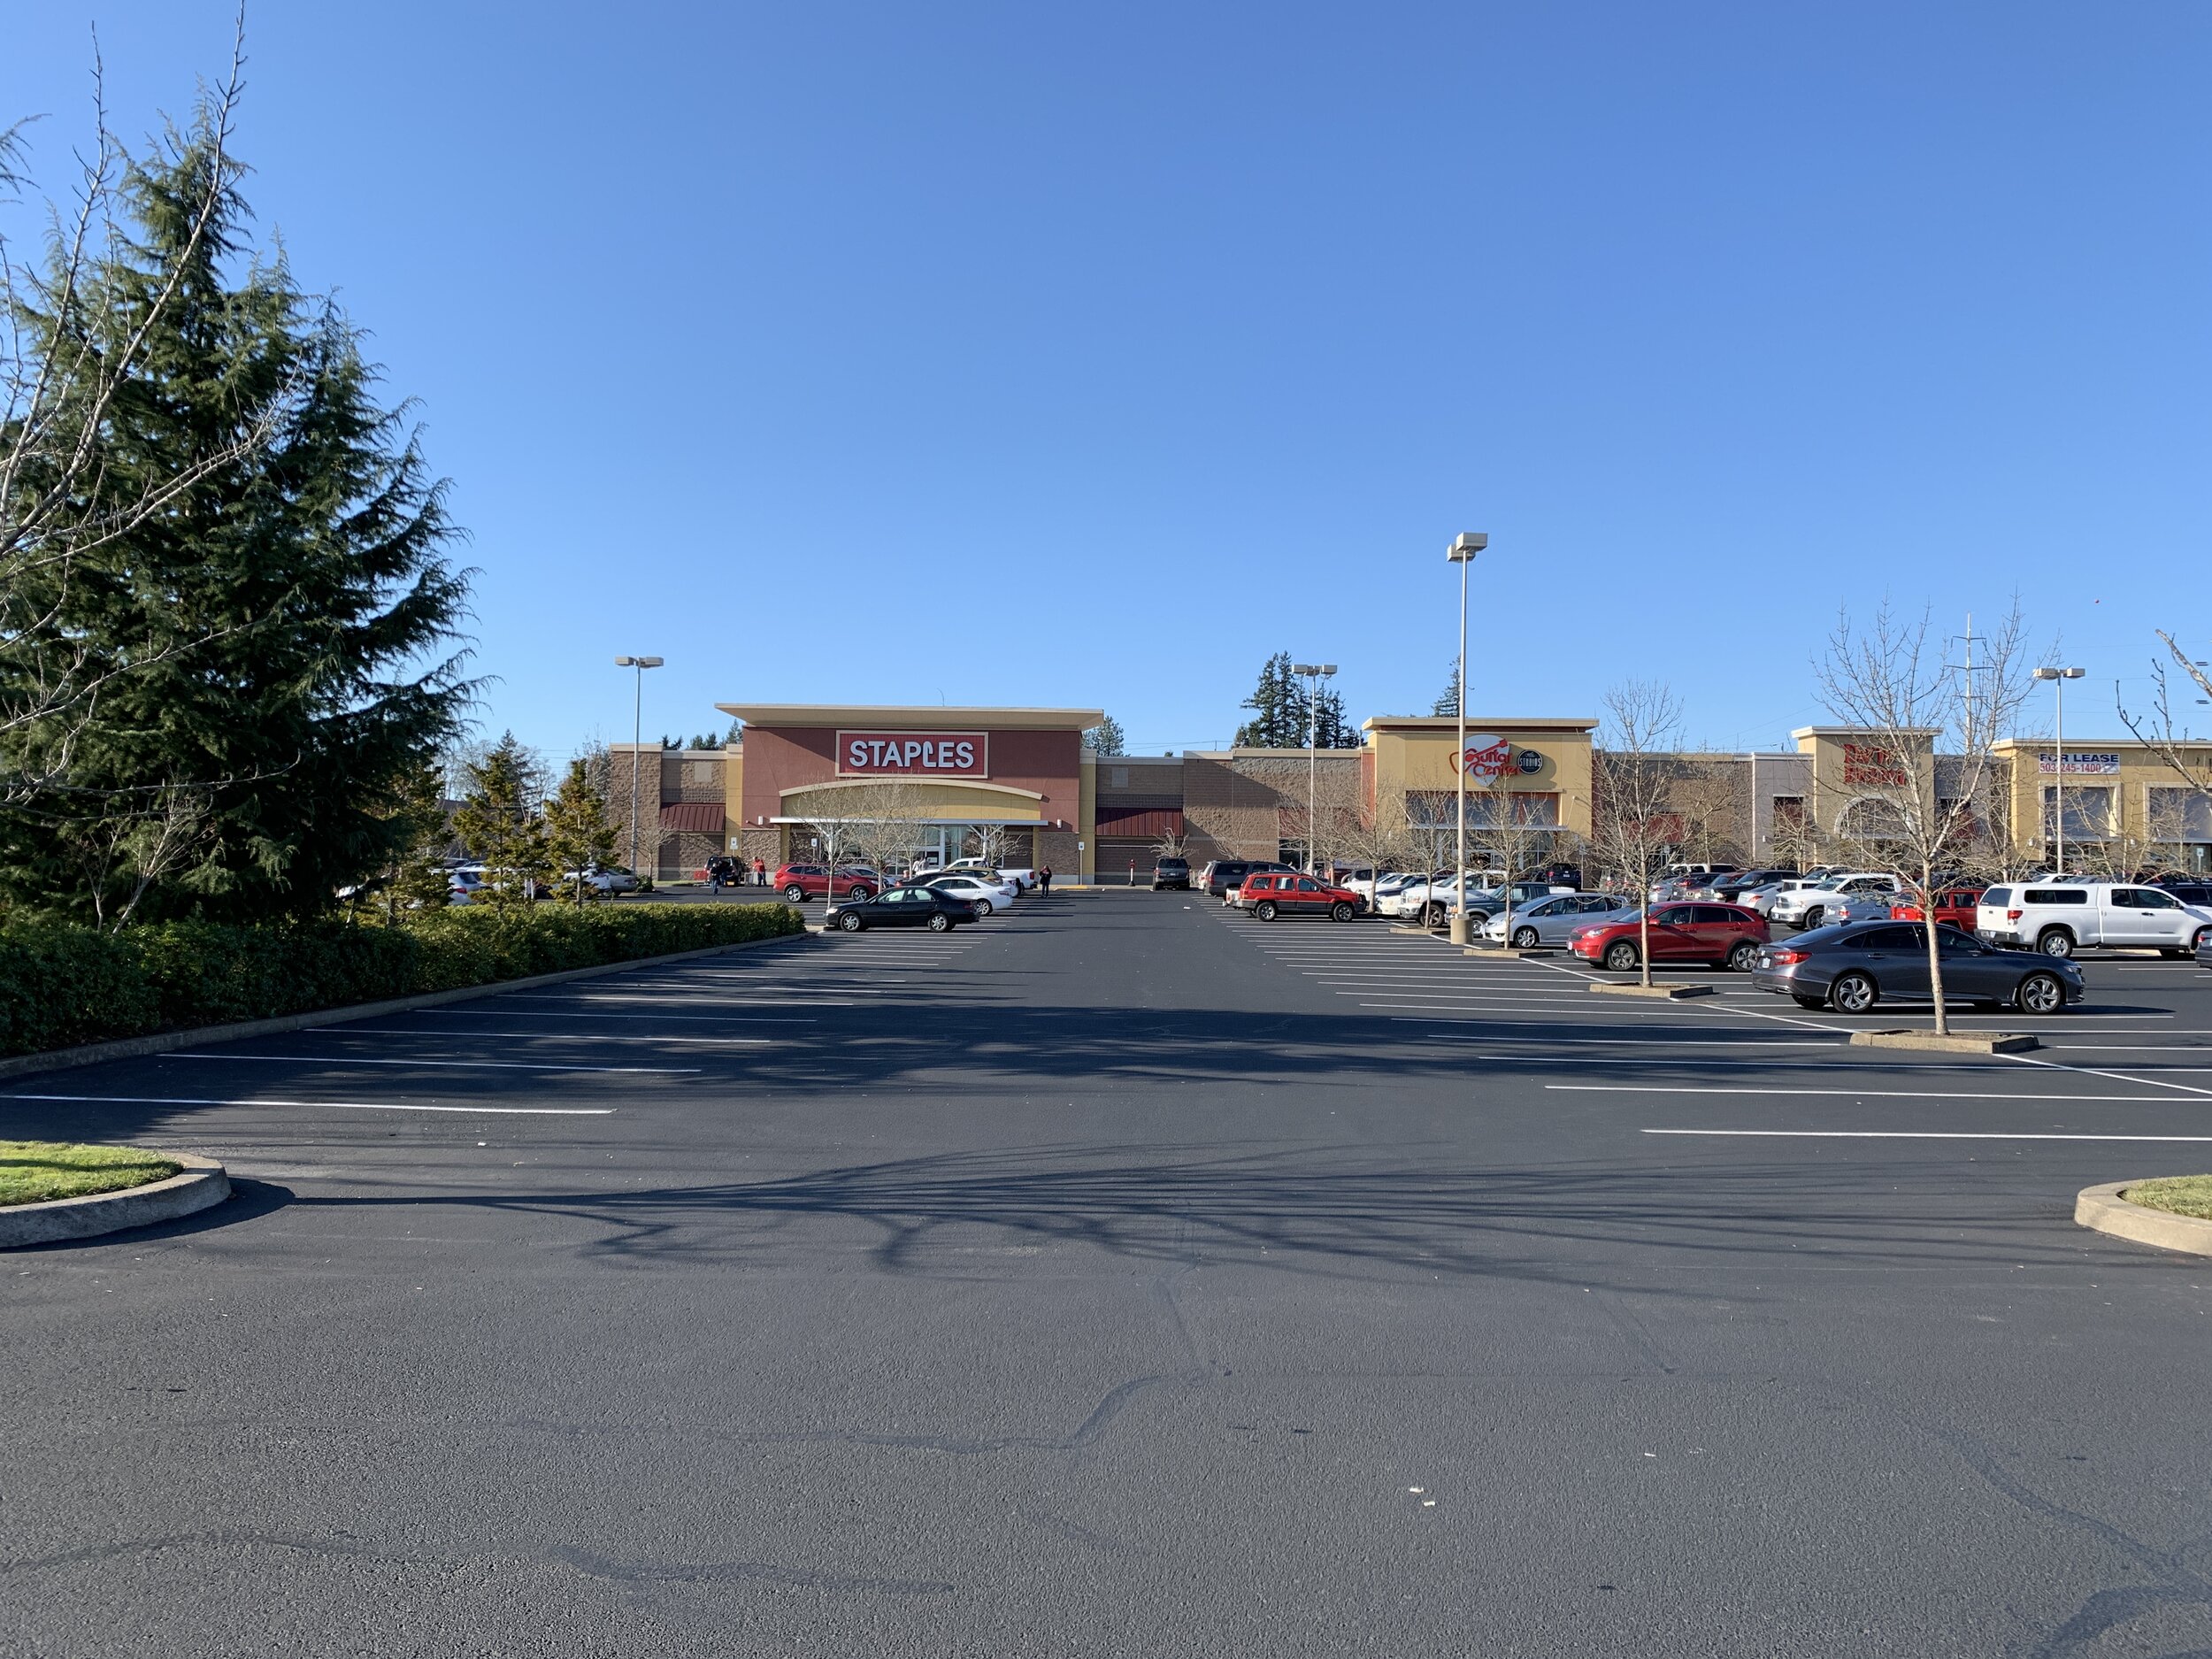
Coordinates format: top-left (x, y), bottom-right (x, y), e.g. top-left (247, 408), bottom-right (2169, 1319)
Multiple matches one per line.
top-left (941, 856), bottom-right (1037, 891)
top-left (1977, 880), bottom-right (2212, 958)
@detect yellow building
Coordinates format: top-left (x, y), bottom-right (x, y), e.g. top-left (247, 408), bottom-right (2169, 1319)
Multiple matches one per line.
top-left (1991, 736), bottom-right (2212, 869)
top-left (1361, 716), bottom-right (1598, 840)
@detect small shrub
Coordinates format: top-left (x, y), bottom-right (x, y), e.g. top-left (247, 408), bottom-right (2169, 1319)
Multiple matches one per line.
top-left (0, 902), bottom-right (803, 1056)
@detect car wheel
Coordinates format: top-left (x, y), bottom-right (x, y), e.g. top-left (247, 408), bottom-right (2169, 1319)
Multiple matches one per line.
top-left (2037, 928), bottom-right (2075, 959)
top-left (1331, 902), bottom-right (1355, 923)
top-left (1727, 940), bottom-right (1761, 972)
top-left (974, 899), bottom-right (992, 917)
top-left (837, 910), bottom-right (864, 932)
top-left (2017, 972), bottom-right (2067, 1015)
top-left (1792, 995), bottom-right (1826, 1010)
top-left (1512, 926), bottom-right (1540, 949)
top-left (783, 885), bottom-right (807, 902)
top-left (1254, 901), bottom-right (1278, 921)
top-left (1602, 940), bottom-right (1640, 972)
top-left (927, 912), bottom-right (952, 933)
top-left (1801, 906), bottom-right (1824, 930)
top-left (1829, 972), bottom-right (1878, 1013)
top-left (847, 885), bottom-right (871, 899)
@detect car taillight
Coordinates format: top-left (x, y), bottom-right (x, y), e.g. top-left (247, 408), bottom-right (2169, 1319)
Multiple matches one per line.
top-left (1770, 949), bottom-right (1808, 964)
top-left (2007, 908), bottom-right (2023, 922)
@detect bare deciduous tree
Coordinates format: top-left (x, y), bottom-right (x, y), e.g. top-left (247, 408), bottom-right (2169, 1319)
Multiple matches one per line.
top-left (1588, 681), bottom-right (1685, 987)
top-left (2118, 631), bottom-right (2212, 862)
top-left (1814, 602), bottom-right (2033, 1034)
top-left (0, 29), bottom-right (288, 802)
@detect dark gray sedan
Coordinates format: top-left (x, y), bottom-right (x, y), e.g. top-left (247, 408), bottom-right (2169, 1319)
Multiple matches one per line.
top-left (1751, 921), bottom-right (2084, 1015)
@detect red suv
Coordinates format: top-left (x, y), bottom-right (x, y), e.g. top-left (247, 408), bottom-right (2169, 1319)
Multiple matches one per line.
top-left (775, 863), bottom-right (881, 902)
top-left (1891, 887), bottom-right (1985, 930)
top-left (1570, 902), bottom-right (1770, 972)
top-left (1239, 872), bottom-right (1370, 922)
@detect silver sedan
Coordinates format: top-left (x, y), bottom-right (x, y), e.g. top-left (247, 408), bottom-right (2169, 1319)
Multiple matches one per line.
top-left (1481, 891), bottom-right (1640, 947)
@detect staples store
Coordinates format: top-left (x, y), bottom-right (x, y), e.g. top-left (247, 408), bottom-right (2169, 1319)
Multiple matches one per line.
top-left (716, 703), bottom-right (1102, 876)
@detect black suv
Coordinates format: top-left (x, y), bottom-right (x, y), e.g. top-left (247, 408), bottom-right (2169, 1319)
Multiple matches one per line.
top-left (1201, 858), bottom-right (1294, 898)
top-left (1152, 856), bottom-right (1191, 891)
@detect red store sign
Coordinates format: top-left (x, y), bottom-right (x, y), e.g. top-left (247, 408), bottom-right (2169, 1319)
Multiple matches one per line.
top-left (836, 731), bottom-right (989, 778)
top-left (1841, 742), bottom-right (1910, 788)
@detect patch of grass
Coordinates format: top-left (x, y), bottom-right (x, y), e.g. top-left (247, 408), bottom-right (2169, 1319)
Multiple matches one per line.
top-left (2125, 1174), bottom-right (2212, 1222)
top-left (0, 1141), bottom-right (181, 1208)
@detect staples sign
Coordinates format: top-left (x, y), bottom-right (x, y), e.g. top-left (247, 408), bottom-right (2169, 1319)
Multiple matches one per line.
top-left (837, 732), bottom-right (988, 778)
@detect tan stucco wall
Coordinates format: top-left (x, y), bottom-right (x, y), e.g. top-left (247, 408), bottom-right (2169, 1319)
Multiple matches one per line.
top-left (1363, 718), bottom-right (1595, 838)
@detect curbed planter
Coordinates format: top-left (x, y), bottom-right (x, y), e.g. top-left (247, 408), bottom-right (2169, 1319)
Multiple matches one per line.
top-left (2076, 1181), bottom-right (2212, 1259)
top-left (1588, 982), bottom-right (1714, 1000)
top-left (1463, 946), bottom-right (1555, 959)
top-left (1851, 1029), bottom-right (2039, 1055)
top-left (0, 929), bottom-right (810, 1084)
top-left (0, 1153), bottom-right (229, 1248)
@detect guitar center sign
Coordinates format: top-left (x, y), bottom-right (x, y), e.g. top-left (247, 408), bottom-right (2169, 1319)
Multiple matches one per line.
top-left (1453, 735), bottom-right (1542, 787)
top-left (836, 732), bottom-right (988, 778)
top-left (1841, 742), bottom-right (1911, 788)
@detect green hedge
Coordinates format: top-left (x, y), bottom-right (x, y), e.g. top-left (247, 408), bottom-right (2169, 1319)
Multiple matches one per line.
top-left (0, 902), bottom-right (806, 1056)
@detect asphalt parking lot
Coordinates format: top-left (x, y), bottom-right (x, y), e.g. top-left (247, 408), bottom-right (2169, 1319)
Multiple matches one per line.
top-left (6, 893), bottom-right (2211, 1656)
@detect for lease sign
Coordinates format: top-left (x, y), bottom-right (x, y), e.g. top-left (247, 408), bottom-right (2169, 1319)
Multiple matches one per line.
top-left (836, 732), bottom-right (988, 777)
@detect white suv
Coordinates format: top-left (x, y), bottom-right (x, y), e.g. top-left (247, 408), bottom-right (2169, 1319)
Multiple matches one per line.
top-left (1977, 881), bottom-right (2212, 958)
top-left (1768, 872), bottom-right (1900, 930)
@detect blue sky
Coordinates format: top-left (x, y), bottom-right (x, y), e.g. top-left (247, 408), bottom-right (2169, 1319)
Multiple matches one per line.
top-left (10, 4), bottom-right (2209, 757)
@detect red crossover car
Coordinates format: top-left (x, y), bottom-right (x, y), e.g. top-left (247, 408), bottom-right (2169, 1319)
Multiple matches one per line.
top-left (775, 863), bottom-right (881, 902)
top-left (1238, 872), bottom-right (1370, 922)
top-left (1569, 902), bottom-right (1770, 972)
top-left (1890, 887), bottom-right (1985, 930)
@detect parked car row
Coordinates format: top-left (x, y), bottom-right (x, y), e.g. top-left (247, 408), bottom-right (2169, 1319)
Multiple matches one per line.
top-left (824, 863), bottom-right (1032, 932)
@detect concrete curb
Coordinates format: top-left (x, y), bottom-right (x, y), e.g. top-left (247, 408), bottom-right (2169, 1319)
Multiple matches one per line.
top-left (1588, 982), bottom-right (1715, 1000)
top-left (1, 1152), bottom-right (229, 1248)
top-left (2076, 1181), bottom-right (2212, 1258)
top-left (1851, 1029), bottom-right (2040, 1055)
top-left (1464, 946), bottom-right (1556, 959)
top-left (0, 927), bottom-right (812, 1084)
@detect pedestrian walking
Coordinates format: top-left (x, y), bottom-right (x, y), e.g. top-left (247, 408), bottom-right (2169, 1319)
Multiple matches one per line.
top-left (753, 856), bottom-right (767, 887)
top-left (708, 856), bottom-right (726, 895)
top-left (1039, 865), bottom-right (1053, 895)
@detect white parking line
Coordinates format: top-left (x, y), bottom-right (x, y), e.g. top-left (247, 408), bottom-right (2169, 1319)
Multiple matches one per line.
top-left (166, 1053), bottom-right (701, 1074)
top-left (501, 992), bottom-right (866, 1005)
top-left (2, 1092), bottom-right (614, 1116)
top-left (1429, 1033), bottom-right (1843, 1048)
top-left (1643, 1128), bottom-right (2212, 1142)
top-left (395, 1010), bottom-right (819, 1025)
top-left (1550, 1083), bottom-right (2186, 1102)
top-left (305, 1027), bottom-right (777, 1045)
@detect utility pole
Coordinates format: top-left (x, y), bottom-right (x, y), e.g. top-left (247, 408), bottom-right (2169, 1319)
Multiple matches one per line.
top-left (2035, 664), bottom-right (2085, 873)
top-left (1293, 663), bottom-right (1336, 874)
top-left (613, 655), bottom-right (664, 876)
top-left (1446, 534), bottom-right (1487, 944)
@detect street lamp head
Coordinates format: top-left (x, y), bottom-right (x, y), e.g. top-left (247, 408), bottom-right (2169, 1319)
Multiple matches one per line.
top-left (2061, 666), bottom-right (2084, 680)
top-left (2035, 665), bottom-right (2085, 680)
top-left (1318, 664), bottom-right (1337, 677)
top-left (1446, 532), bottom-right (1488, 563)
top-left (615, 656), bottom-right (635, 667)
top-left (1293, 664), bottom-right (1322, 677)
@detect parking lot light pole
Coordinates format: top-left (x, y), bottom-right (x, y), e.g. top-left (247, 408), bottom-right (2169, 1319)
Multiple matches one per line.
top-left (1293, 663), bottom-right (1336, 874)
top-left (613, 655), bottom-right (664, 877)
top-left (2035, 664), bottom-right (2085, 873)
top-left (1446, 534), bottom-right (1487, 944)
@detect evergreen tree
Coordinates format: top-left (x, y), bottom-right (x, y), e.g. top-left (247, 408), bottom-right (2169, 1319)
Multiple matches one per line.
top-left (1313, 685), bottom-right (1360, 749)
top-left (450, 734), bottom-right (548, 905)
top-left (1432, 661), bottom-right (1462, 718)
top-left (0, 111), bottom-right (472, 923)
top-left (1233, 652), bottom-right (1310, 749)
top-left (543, 757), bottom-right (618, 904)
top-left (1084, 716), bottom-right (1126, 757)
top-left (386, 757), bottom-right (457, 914)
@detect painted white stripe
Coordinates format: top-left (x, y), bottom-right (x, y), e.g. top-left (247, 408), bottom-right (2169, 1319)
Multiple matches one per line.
top-left (500, 992), bottom-right (862, 1005)
top-left (305, 1027), bottom-right (775, 1045)
top-left (2050, 1045), bottom-right (2212, 1054)
top-left (1430, 1034), bottom-right (1841, 1048)
top-left (166, 1053), bottom-right (700, 1074)
top-left (1642, 1128), bottom-right (2212, 1142)
top-left (395, 1010), bottom-right (818, 1025)
top-left (1549, 1083), bottom-right (2186, 1102)
top-left (2, 1092), bottom-right (613, 1116)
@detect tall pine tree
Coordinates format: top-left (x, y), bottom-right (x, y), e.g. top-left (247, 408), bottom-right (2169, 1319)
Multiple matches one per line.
top-left (0, 109), bottom-right (472, 923)
top-left (1234, 652), bottom-right (1310, 748)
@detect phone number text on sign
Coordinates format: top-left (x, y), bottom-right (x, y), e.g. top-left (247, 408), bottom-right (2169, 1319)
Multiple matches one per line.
top-left (837, 732), bottom-right (989, 777)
